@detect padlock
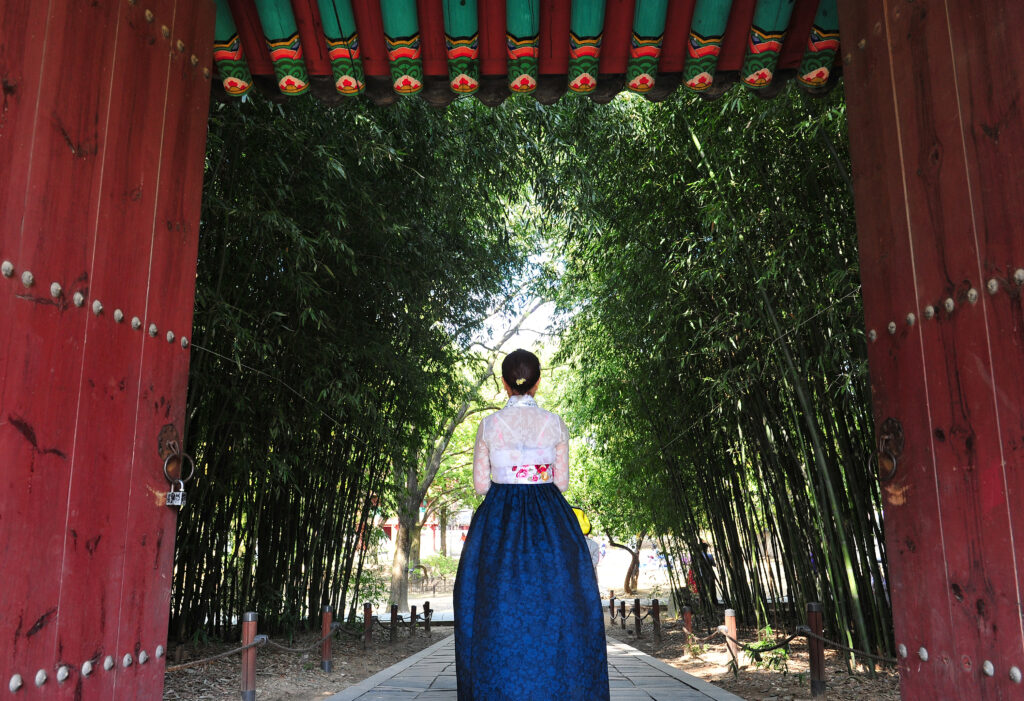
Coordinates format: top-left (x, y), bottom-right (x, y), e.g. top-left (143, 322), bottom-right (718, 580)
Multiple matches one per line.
top-left (166, 480), bottom-right (187, 507)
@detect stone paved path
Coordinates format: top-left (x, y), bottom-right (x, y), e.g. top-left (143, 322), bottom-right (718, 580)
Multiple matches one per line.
top-left (326, 635), bottom-right (741, 701)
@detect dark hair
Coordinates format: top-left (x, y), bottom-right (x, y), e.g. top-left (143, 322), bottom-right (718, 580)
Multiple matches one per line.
top-left (501, 349), bottom-right (541, 395)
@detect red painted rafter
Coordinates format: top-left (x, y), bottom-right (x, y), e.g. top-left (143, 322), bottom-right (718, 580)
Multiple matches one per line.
top-left (417, 0), bottom-right (449, 76)
top-left (226, 0), bottom-right (274, 74)
top-left (776, 0), bottom-right (819, 70)
top-left (478, 0), bottom-right (508, 77)
top-left (598, 0), bottom-right (635, 75)
top-left (349, 0), bottom-right (391, 77)
top-left (292, 0), bottom-right (333, 76)
top-left (659, 0), bottom-right (698, 74)
top-left (538, 0), bottom-right (571, 76)
top-left (716, 0), bottom-right (754, 71)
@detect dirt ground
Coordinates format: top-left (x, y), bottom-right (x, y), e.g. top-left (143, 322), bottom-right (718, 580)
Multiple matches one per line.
top-left (163, 625), bottom-right (452, 701)
top-left (606, 617), bottom-right (900, 701)
top-left (164, 617), bottom-right (899, 701)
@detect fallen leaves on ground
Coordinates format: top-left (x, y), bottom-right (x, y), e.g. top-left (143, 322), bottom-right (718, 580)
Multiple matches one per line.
top-left (606, 618), bottom-right (900, 701)
top-left (163, 627), bottom-right (452, 701)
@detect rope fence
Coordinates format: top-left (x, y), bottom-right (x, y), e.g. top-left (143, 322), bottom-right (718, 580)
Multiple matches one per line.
top-left (262, 623), bottom-right (341, 654)
top-left (164, 637), bottom-right (267, 673)
top-left (797, 626), bottom-right (899, 666)
top-left (165, 596), bottom-right (895, 700)
top-left (165, 601), bottom-right (435, 697)
top-left (607, 596), bottom-right (664, 642)
top-left (606, 597), bottom-right (897, 699)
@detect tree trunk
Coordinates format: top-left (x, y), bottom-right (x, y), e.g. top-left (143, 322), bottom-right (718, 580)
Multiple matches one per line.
top-left (410, 524), bottom-right (422, 568)
top-left (389, 511), bottom-right (415, 611)
top-left (608, 533), bottom-right (646, 596)
top-left (439, 511), bottom-right (448, 557)
top-left (626, 558), bottom-right (639, 593)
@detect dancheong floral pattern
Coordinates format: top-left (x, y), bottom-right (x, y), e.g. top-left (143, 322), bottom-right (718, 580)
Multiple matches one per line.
top-left (211, 0), bottom-right (840, 102)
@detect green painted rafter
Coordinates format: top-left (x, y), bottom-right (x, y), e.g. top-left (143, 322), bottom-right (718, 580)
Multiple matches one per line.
top-left (213, 0), bottom-right (253, 96)
top-left (682, 0), bottom-right (733, 93)
top-left (740, 0), bottom-right (796, 90)
top-left (253, 0), bottom-right (310, 95)
top-left (507, 0), bottom-right (540, 93)
top-left (381, 0), bottom-right (424, 94)
top-left (626, 0), bottom-right (669, 94)
top-left (443, 0), bottom-right (480, 94)
top-left (797, 0), bottom-right (839, 90)
top-left (568, 0), bottom-right (605, 93)
top-left (318, 0), bottom-right (366, 95)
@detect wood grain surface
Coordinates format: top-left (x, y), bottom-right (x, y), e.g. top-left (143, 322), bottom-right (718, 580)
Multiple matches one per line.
top-left (0, 1), bottom-right (213, 698)
top-left (839, 0), bottom-right (1024, 697)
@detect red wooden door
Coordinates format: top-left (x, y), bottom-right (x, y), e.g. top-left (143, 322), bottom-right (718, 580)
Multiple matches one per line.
top-left (840, 1), bottom-right (1024, 698)
top-left (0, 1), bottom-right (213, 698)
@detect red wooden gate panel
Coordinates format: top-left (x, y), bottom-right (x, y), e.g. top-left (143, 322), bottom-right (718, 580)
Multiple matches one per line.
top-left (0, 1), bottom-right (213, 699)
top-left (840, 0), bottom-right (1024, 698)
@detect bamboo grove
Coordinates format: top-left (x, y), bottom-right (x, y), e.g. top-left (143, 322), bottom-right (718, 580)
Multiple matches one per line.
top-left (172, 86), bottom-right (892, 662)
top-left (542, 89), bottom-right (891, 661)
top-left (172, 97), bottom-right (544, 639)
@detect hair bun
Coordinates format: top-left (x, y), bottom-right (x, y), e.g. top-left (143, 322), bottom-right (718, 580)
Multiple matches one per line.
top-left (501, 349), bottom-right (541, 395)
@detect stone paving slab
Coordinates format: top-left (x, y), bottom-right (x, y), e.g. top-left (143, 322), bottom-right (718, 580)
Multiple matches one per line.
top-left (326, 635), bottom-right (741, 701)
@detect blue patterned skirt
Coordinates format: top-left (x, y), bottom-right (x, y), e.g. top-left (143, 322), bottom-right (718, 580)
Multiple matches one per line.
top-left (454, 482), bottom-right (610, 700)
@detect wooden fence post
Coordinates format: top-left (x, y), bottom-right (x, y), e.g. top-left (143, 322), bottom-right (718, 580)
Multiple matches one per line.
top-left (410, 605), bottom-right (417, 636)
top-left (807, 602), bottom-right (826, 698)
top-left (321, 605), bottom-right (333, 672)
top-left (652, 599), bottom-right (661, 643)
top-left (390, 604), bottom-right (398, 643)
top-left (634, 598), bottom-right (642, 639)
top-left (363, 603), bottom-right (372, 649)
top-left (682, 606), bottom-right (692, 637)
top-left (609, 597), bottom-right (616, 623)
top-left (724, 609), bottom-right (739, 668)
top-left (619, 600), bottom-right (627, 629)
top-left (424, 601), bottom-right (432, 636)
top-left (241, 612), bottom-right (257, 701)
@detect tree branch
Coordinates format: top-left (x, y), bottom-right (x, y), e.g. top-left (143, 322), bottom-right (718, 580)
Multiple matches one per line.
top-left (607, 533), bottom-right (638, 557)
top-left (419, 300), bottom-right (545, 491)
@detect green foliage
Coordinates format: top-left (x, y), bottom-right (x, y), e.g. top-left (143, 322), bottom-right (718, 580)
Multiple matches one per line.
top-left (356, 566), bottom-right (391, 609)
top-left (745, 625), bottom-right (791, 674)
top-left (686, 642), bottom-right (708, 658)
top-left (174, 84), bottom-right (891, 665)
top-left (538, 86), bottom-right (891, 656)
top-left (173, 94), bottom-right (548, 637)
top-left (422, 555), bottom-right (460, 578)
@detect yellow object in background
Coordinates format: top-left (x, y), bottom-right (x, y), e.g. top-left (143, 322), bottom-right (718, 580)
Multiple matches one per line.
top-left (572, 507), bottom-right (592, 535)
